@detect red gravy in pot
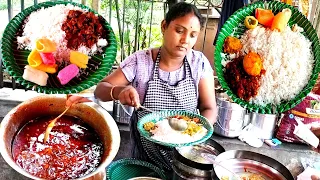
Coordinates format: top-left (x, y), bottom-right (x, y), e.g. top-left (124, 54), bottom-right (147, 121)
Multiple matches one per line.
top-left (12, 115), bottom-right (103, 179)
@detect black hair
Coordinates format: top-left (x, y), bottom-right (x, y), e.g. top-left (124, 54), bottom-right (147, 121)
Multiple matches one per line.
top-left (165, 2), bottom-right (205, 29)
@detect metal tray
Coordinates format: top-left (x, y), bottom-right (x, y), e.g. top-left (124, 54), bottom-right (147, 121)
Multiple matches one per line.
top-left (174, 138), bottom-right (225, 170)
top-left (212, 150), bottom-right (294, 180)
top-left (172, 138), bottom-right (226, 179)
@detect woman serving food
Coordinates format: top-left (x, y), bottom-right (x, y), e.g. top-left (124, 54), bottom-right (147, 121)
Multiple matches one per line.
top-left (94, 2), bottom-right (217, 172)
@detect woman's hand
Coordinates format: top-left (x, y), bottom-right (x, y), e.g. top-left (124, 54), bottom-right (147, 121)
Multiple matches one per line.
top-left (311, 175), bottom-right (320, 180)
top-left (66, 95), bottom-right (92, 107)
top-left (117, 86), bottom-right (140, 108)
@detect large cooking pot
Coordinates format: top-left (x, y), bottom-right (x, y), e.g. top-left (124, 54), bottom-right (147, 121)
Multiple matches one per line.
top-left (212, 150), bottom-right (294, 180)
top-left (172, 138), bottom-right (225, 180)
top-left (0, 95), bottom-right (121, 180)
top-left (214, 98), bottom-right (247, 138)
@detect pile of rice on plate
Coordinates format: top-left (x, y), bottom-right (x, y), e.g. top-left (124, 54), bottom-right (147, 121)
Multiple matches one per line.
top-left (222, 24), bottom-right (314, 106)
top-left (146, 118), bottom-right (208, 144)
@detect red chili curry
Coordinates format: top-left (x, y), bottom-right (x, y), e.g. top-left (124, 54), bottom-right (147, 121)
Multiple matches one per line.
top-left (224, 57), bottom-right (265, 101)
top-left (61, 10), bottom-right (106, 50)
top-left (12, 115), bottom-right (103, 179)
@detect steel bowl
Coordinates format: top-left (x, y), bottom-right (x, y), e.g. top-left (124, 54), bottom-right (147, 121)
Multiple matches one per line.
top-left (172, 138), bottom-right (225, 179)
top-left (212, 150), bottom-right (294, 180)
top-left (0, 95), bottom-right (121, 180)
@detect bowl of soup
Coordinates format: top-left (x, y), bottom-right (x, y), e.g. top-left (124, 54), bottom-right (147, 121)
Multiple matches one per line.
top-left (0, 95), bottom-right (120, 179)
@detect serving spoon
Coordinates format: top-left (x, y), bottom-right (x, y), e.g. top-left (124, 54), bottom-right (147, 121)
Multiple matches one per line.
top-left (138, 105), bottom-right (188, 131)
top-left (114, 99), bottom-right (188, 131)
top-left (43, 95), bottom-right (108, 143)
top-left (43, 105), bottom-right (71, 143)
top-left (200, 153), bottom-right (241, 180)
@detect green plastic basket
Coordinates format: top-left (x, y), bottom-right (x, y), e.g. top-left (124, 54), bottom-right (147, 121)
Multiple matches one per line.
top-left (1, 1), bottom-right (117, 94)
top-left (137, 110), bottom-right (213, 147)
top-left (106, 158), bottom-right (167, 180)
top-left (214, 1), bottom-right (320, 114)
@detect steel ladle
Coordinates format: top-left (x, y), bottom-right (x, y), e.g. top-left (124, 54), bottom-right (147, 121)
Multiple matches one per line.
top-left (137, 105), bottom-right (188, 131)
top-left (200, 153), bottom-right (242, 180)
top-left (43, 106), bottom-right (71, 143)
top-left (114, 99), bottom-right (188, 131)
top-left (43, 95), bottom-right (110, 143)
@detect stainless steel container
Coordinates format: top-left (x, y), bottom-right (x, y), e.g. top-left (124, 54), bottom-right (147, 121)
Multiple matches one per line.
top-left (243, 112), bottom-right (252, 127)
top-left (250, 112), bottom-right (278, 139)
top-left (214, 98), bottom-right (246, 138)
top-left (112, 100), bottom-right (134, 124)
top-left (212, 150), bottom-right (294, 180)
top-left (172, 139), bottom-right (225, 180)
top-left (0, 95), bottom-right (121, 180)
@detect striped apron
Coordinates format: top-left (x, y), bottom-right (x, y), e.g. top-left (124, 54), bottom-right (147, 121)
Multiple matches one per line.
top-left (130, 48), bottom-right (198, 172)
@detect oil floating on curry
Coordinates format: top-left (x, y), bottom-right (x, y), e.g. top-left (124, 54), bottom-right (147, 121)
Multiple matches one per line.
top-left (12, 115), bottom-right (103, 179)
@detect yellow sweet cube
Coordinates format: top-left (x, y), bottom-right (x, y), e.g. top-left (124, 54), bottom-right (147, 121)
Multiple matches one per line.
top-left (70, 51), bottom-right (89, 69)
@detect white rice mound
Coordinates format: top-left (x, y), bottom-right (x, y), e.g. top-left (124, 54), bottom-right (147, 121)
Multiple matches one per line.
top-left (240, 25), bottom-right (314, 106)
top-left (17, 4), bottom-right (107, 62)
top-left (150, 119), bottom-right (208, 144)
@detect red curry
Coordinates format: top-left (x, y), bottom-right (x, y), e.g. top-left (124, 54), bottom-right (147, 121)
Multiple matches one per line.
top-left (12, 115), bottom-right (103, 179)
top-left (61, 10), bottom-right (106, 50)
top-left (224, 57), bottom-right (265, 101)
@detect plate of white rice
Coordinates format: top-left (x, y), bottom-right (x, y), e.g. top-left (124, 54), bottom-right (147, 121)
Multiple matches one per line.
top-left (214, 1), bottom-right (320, 114)
top-left (1, 1), bottom-right (117, 94)
top-left (137, 110), bottom-right (213, 147)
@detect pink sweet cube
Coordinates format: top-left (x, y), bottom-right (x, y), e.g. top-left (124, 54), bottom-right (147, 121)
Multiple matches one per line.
top-left (57, 64), bottom-right (79, 85)
top-left (40, 52), bottom-right (56, 65)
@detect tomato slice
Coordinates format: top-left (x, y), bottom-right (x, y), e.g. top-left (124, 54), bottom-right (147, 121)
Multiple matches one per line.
top-left (255, 8), bottom-right (274, 27)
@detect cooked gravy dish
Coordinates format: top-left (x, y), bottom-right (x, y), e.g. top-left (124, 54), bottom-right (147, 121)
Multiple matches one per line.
top-left (12, 115), bottom-right (103, 179)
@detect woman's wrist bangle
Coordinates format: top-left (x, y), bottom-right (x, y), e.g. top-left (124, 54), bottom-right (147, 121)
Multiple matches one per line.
top-left (110, 86), bottom-right (117, 100)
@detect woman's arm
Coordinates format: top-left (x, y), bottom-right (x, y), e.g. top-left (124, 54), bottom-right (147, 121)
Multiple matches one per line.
top-left (198, 73), bottom-right (217, 125)
top-left (94, 67), bottom-right (140, 107)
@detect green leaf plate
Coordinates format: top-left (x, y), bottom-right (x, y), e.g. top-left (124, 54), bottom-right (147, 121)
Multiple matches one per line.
top-left (214, 1), bottom-right (320, 114)
top-left (106, 158), bottom-right (167, 180)
top-left (137, 110), bottom-right (213, 147)
top-left (1, 1), bottom-right (117, 94)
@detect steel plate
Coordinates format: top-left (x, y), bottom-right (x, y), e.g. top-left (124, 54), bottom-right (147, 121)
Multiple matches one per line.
top-left (213, 150), bottom-right (294, 180)
top-left (175, 138), bottom-right (225, 166)
top-left (137, 110), bottom-right (213, 147)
